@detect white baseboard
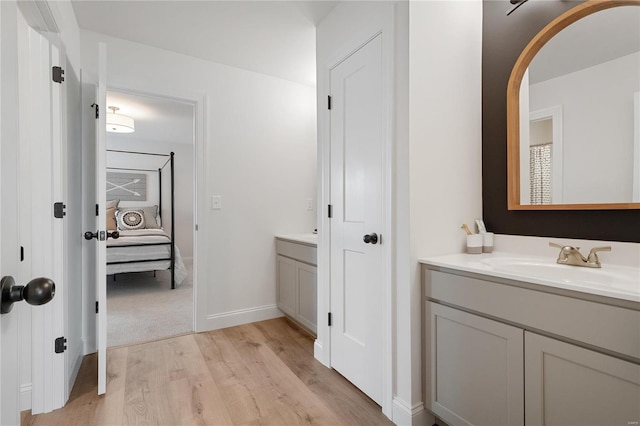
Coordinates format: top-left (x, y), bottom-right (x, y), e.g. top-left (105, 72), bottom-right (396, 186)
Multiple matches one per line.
top-left (205, 304), bottom-right (283, 330)
top-left (392, 398), bottom-right (430, 426)
top-left (20, 383), bottom-right (32, 411)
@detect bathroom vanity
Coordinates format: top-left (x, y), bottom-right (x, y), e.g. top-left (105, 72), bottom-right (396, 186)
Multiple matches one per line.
top-left (420, 253), bottom-right (640, 426)
top-left (275, 234), bottom-right (317, 335)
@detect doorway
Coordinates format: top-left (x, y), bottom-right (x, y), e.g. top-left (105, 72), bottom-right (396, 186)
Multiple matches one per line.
top-left (104, 90), bottom-right (196, 347)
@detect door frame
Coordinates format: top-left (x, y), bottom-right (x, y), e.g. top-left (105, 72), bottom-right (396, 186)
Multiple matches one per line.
top-left (91, 82), bottom-right (207, 334)
top-left (0, 1), bottom-right (22, 424)
top-left (316, 5), bottom-right (395, 418)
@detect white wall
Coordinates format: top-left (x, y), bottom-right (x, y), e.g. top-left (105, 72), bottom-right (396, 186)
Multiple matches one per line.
top-left (409, 0), bottom-right (483, 423)
top-left (80, 29), bottom-right (317, 338)
top-left (530, 52), bottom-right (640, 203)
top-left (106, 138), bottom-right (195, 260)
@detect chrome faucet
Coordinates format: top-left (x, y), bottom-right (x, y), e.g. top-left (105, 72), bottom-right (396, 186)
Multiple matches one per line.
top-left (549, 242), bottom-right (611, 268)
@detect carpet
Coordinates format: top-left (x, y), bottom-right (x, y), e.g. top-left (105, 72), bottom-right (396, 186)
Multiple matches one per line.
top-left (107, 262), bottom-right (193, 348)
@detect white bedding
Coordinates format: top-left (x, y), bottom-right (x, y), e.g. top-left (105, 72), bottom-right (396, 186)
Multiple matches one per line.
top-left (107, 229), bottom-right (187, 286)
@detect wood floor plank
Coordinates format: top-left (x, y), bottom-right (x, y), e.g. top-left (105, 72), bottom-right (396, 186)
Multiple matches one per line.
top-left (162, 335), bottom-right (233, 425)
top-left (254, 318), bottom-right (393, 425)
top-left (91, 345), bottom-right (129, 425)
top-left (22, 318), bottom-right (391, 426)
top-left (223, 323), bottom-right (343, 425)
top-left (195, 329), bottom-right (270, 424)
top-left (122, 339), bottom-right (177, 425)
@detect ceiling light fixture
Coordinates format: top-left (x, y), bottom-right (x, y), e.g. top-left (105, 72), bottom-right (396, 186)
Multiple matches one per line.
top-left (106, 106), bottom-right (135, 133)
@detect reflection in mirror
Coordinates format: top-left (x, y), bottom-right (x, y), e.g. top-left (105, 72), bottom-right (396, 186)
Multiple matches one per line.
top-left (507, 0), bottom-right (640, 210)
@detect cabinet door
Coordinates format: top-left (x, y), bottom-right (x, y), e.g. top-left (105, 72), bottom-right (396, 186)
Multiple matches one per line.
top-left (525, 332), bottom-right (640, 426)
top-left (426, 302), bottom-right (524, 426)
top-left (296, 263), bottom-right (317, 333)
top-left (276, 255), bottom-right (297, 317)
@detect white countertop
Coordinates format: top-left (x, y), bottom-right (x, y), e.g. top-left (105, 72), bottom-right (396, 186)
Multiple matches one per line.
top-left (275, 233), bottom-right (318, 246)
top-left (420, 252), bottom-right (640, 303)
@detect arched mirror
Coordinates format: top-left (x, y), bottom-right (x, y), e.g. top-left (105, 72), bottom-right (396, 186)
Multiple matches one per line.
top-left (507, 0), bottom-right (640, 210)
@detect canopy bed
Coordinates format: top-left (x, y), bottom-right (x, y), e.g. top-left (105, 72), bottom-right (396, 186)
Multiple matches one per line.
top-left (106, 150), bottom-right (186, 288)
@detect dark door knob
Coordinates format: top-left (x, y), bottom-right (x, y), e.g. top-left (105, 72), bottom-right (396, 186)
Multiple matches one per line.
top-left (107, 231), bottom-right (119, 240)
top-left (1, 276), bottom-right (55, 314)
top-left (363, 233), bottom-right (379, 244)
top-left (84, 231), bottom-right (98, 240)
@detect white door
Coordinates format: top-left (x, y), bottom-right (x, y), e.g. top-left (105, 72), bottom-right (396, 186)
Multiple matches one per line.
top-left (329, 34), bottom-right (384, 405)
top-left (17, 19), bottom-right (67, 412)
top-left (95, 43), bottom-right (108, 395)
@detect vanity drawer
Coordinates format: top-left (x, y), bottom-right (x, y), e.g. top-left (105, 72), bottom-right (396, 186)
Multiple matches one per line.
top-left (424, 268), bottom-right (640, 361)
top-left (276, 239), bottom-right (317, 265)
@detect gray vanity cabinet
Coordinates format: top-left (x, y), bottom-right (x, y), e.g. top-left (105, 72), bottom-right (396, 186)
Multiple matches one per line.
top-left (276, 238), bottom-right (317, 334)
top-left (525, 332), bottom-right (640, 426)
top-left (426, 302), bottom-right (524, 426)
top-left (423, 266), bottom-right (640, 426)
top-left (276, 255), bottom-right (298, 318)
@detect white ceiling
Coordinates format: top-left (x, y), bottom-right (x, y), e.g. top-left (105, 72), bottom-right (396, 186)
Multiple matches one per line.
top-left (71, 0), bottom-right (338, 87)
top-left (81, 1), bottom-right (337, 146)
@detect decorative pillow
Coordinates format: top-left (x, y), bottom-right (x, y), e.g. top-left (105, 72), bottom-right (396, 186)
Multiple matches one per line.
top-left (106, 199), bottom-right (119, 209)
top-left (106, 207), bottom-right (117, 231)
top-left (123, 205), bottom-right (160, 229)
top-left (116, 209), bottom-right (146, 230)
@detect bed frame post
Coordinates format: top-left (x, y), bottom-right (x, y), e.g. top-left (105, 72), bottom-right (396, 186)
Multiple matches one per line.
top-left (170, 152), bottom-right (175, 289)
top-left (158, 168), bottom-right (162, 220)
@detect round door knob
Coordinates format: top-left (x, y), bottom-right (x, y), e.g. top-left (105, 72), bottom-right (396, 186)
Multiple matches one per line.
top-left (84, 231), bottom-right (98, 240)
top-left (1, 276), bottom-right (55, 314)
top-left (108, 231), bottom-right (120, 240)
top-left (363, 233), bottom-right (379, 244)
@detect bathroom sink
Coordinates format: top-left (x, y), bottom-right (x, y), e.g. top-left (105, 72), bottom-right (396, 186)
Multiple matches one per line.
top-left (480, 257), bottom-right (639, 294)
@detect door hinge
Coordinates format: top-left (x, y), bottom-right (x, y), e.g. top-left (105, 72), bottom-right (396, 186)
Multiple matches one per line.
top-left (328, 312), bottom-right (332, 326)
top-left (327, 95), bottom-right (332, 110)
top-left (20, 246), bottom-right (24, 262)
top-left (52, 66), bottom-right (65, 84)
top-left (91, 103), bottom-right (99, 119)
top-left (328, 204), bottom-right (333, 218)
top-left (54, 202), bottom-right (66, 218)
top-left (96, 204), bottom-right (99, 216)
top-left (54, 337), bottom-right (67, 354)
top-left (96, 301), bottom-right (99, 313)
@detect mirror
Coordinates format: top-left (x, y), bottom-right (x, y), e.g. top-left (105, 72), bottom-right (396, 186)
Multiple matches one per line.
top-left (507, 0), bottom-right (640, 210)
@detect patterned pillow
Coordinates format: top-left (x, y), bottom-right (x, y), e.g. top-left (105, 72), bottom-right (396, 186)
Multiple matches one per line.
top-left (124, 205), bottom-right (160, 229)
top-left (116, 209), bottom-right (146, 230)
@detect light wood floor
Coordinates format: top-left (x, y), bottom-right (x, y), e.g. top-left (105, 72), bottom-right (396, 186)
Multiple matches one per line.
top-left (22, 318), bottom-right (393, 425)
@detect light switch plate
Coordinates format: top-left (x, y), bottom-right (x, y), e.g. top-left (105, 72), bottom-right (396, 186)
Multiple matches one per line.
top-left (211, 195), bottom-right (222, 210)
top-left (306, 198), bottom-right (313, 211)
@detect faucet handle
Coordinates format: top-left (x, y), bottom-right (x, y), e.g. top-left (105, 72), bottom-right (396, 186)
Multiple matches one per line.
top-left (587, 246), bottom-right (611, 262)
top-left (549, 242), bottom-right (564, 249)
